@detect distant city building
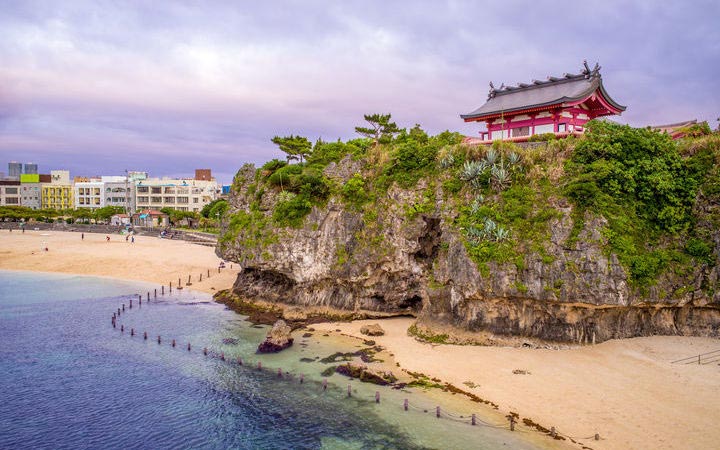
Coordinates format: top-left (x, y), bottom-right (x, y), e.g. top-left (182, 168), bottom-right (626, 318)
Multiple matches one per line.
top-left (8, 162), bottom-right (22, 179)
top-left (24, 163), bottom-right (38, 175)
top-left (0, 180), bottom-right (21, 205)
top-left (74, 179), bottom-right (104, 210)
top-left (131, 209), bottom-right (168, 228)
top-left (19, 174), bottom-right (41, 209)
top-left (135, 170), bottom-right (218, 213)
top-left (461, 61), bottom-right (626, 143)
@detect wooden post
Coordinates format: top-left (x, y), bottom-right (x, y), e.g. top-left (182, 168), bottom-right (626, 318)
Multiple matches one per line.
top-left (178, 277), bottom-right (181, 287)
top-left (147, 292), bottom-right (150, 301)
top-left (154, 289), bottom-right (157, 298)
top-left (221, 352), bottom-right (225, 361)
top-left (375, 391), bottom-right (380, 403)
top-left (157, 335), bottom-right (161, 344)
top-left (161, 285), bottom-right (164, 295)
top-left (471, 414), bottom-right (476, 426)
top-left (186, 275), bottom-right (191, 286)
top-left (199, 273), bottom-right (202, 282)
top-left (130, 328), bottom-right (134, 336)
top-left (129, 299), bottom-right (132, 309)
top-left (299, 374), bottom-right (304, 384)
top-left (203, 347), bottom-right (207, 356)
top-left (595, 433), bottom-right (600, 441)
top-left (278, 368), bottom-right (282, 378)
top-left (187, 343), bottom-right (191, 351)
top-left (218, 267), bottom-right (220, 274)
top-left (347, 385), bottom-right (352, 397)
top-left (172, 339), bottom-right (176, 348)
top-left (436, 406), bottom-right (440, 418)
top-left (122, 304), bottom-right (125, 311)
top-left (207, 269), bottom-right (210, 278)
top-left (144, 331), bottom-right (147, 340)
top-left (550, 427), bottom-right (556, 438)
top-left (404, 399), bottom-right (408, 411)
top-left (509, 416), bottom-right (515, 431)
top-left (323, 379), bottom-right (328, 391)
top-left (237, 357), bottom-right (242, 365)
top-left (698, 355), bottom-right (701, 365)
top-left (121, 325), bottom-right (124, 333)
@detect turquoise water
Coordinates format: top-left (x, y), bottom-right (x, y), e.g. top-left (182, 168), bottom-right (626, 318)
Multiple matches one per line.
top-left (0, 271), bottom-right (542, 449)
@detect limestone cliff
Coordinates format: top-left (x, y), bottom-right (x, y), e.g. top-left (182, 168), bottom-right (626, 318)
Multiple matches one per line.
top-left (217, 129), bottom-right (720, 344)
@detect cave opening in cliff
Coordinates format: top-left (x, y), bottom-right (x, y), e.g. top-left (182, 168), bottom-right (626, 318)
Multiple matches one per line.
top-left (398, 295), bottom-right (423, 312)
top-left (415, 216), bottom-right (441, 264)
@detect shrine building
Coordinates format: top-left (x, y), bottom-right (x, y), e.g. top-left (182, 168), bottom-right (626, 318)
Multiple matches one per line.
top-left (461, 62), bottom-right (626, 143)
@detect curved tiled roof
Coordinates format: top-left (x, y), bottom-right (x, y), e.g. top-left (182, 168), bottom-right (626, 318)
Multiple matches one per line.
top-left (461, 64), bottom-right (626, 121)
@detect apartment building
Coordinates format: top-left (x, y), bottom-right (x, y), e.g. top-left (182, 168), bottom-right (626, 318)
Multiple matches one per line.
top-left (102, 176), bottom-right (135, 212)
top-left (20, 174), bottom-right (41, 209)
top-left (42, 170), bottom-right (74, 210)
top-left (135, 175), bottom-right (218, 213)
top-left (74, 178), bottom-right (104, 209)
top-left (0, 180), bottom-right (21, 205)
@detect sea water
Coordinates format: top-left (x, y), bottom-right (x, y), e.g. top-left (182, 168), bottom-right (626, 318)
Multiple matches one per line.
top-left (0, 271), bottom-right (544, 450)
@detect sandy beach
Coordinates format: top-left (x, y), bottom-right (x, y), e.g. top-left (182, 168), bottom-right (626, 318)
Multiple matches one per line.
top-left (2, 229), bottom-right (719, 449)
top-left (0, 229), bottom-right (239, 294)
top-left (313, 318), bottom-right (720, 450)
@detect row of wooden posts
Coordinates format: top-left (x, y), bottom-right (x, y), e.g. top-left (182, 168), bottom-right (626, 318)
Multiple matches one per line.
top-left (109, 278), bottom-right (600, 442)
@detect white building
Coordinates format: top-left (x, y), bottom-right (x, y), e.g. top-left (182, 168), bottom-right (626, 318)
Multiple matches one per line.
top-left (102, 176), bottom-right (135, 212)
top-left (74, 179), bottom-right (104, 209)
top-left (135, 177), bottom-right (218, 213)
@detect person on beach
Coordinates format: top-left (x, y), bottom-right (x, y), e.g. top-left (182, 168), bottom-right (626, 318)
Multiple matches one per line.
top-left (131, 236), bottom-right (135, 244)
top-left (126, 235), bottom-right (129, 242)
top-left (106, 235), bottom-right (110, 242)
top-left (81, 232), bottom-right (84, 240)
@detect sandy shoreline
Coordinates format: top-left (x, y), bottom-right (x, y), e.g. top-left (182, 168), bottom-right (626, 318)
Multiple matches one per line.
top-left (313, 319), bottom-right (720, 450)
top-left (0, 229), bottom-right (240, 294)
top-left (2, 229), bottom-right (719, 449)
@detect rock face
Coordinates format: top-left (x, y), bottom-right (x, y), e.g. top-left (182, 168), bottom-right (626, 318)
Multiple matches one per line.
top-left (360, 324), bottom-right (385, 336)
top-left (334, 363), bottom-right (397, 385)
top-left (220, 160), bottom-right (720, 345)
top-left (257, 320), bottom-right (294, 353)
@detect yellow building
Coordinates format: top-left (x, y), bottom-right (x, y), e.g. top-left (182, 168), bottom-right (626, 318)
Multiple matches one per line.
top-left (41, 170), bottom-right (74, 210)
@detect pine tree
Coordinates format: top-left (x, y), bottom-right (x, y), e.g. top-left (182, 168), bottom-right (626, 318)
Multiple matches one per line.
top-left (354, 113), bottom-right (401, 145)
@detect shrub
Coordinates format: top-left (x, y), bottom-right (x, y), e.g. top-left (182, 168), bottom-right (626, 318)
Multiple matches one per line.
top-left (342, 173), bottom-right (368, 207)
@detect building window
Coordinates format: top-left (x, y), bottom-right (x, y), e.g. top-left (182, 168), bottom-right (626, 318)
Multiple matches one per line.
top-left (558, 123), bottom-right (567, 133)
top-left (137, 186), bottom-right (149, 193)
top-left (151, 187), bottom-right (161, 194)
top-left (6, 197), bottom-right (18, 204)
top-left (177, 197), bottom-right (189, 204)
top-left (164, 187), bottom-right (175, 194)
top-left (151, 196), bottom-right (162, 203)
top-left (6, 188), bottom-right (17, 194)
top-left (137, 196), bottom-right (149, 203)
top-left (164, 197), bottom-right (175, 203)
top-left (534, 124), bottom-right (554, 134)
top-left (511, 126), bottom-right (530, 137)
top-left (193, 198), bottom-right (199, 203)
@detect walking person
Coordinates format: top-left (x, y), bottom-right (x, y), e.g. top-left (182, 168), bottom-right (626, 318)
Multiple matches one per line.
top-left (106, 235), bottom-right (110, 242)
top-left (81, 232), bottom-right (84, 240)
top-left (131, 235), bottom-right (135, 244)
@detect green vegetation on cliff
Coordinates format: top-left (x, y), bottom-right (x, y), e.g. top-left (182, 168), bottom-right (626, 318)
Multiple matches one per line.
top-left (222, 115), bottom-right (719, 291)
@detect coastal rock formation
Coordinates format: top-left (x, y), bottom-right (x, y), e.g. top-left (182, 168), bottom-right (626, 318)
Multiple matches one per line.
top-left (257, 320), bottom-right (294, 353)
top-left (334, 363), bottom-right (398, 385)
top-left (219, 139), bottom-right (720, 345)
top-left (360, 324), bottom-right (385, 336)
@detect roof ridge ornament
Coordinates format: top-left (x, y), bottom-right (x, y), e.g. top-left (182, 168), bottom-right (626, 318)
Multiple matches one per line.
top-left (488, 81), bottom-right (496, 99)
top-left (583, 60), bottom-right (591, 78)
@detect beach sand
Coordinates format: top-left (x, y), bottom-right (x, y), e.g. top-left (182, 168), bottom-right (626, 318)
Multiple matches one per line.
top-left (2, 229), bottom-right (718, 449)
top-left (0, 229), bottom-right (239, 294)
top-left (313, 318), bottom-right (720, 450)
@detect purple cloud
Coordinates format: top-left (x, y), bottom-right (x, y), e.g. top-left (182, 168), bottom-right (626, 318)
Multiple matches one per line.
top-left (1, 0), bottom-right (718, 183)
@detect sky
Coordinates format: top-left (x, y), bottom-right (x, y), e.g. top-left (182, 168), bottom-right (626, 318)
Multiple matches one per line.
top-left (1, 1), bottom-right (719, 184)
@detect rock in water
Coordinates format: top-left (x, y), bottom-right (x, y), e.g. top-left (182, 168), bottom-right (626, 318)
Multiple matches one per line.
top-left (360, 323), bottom-right (385, 336)
top-left (257, 320), bottom-right (294, 353)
